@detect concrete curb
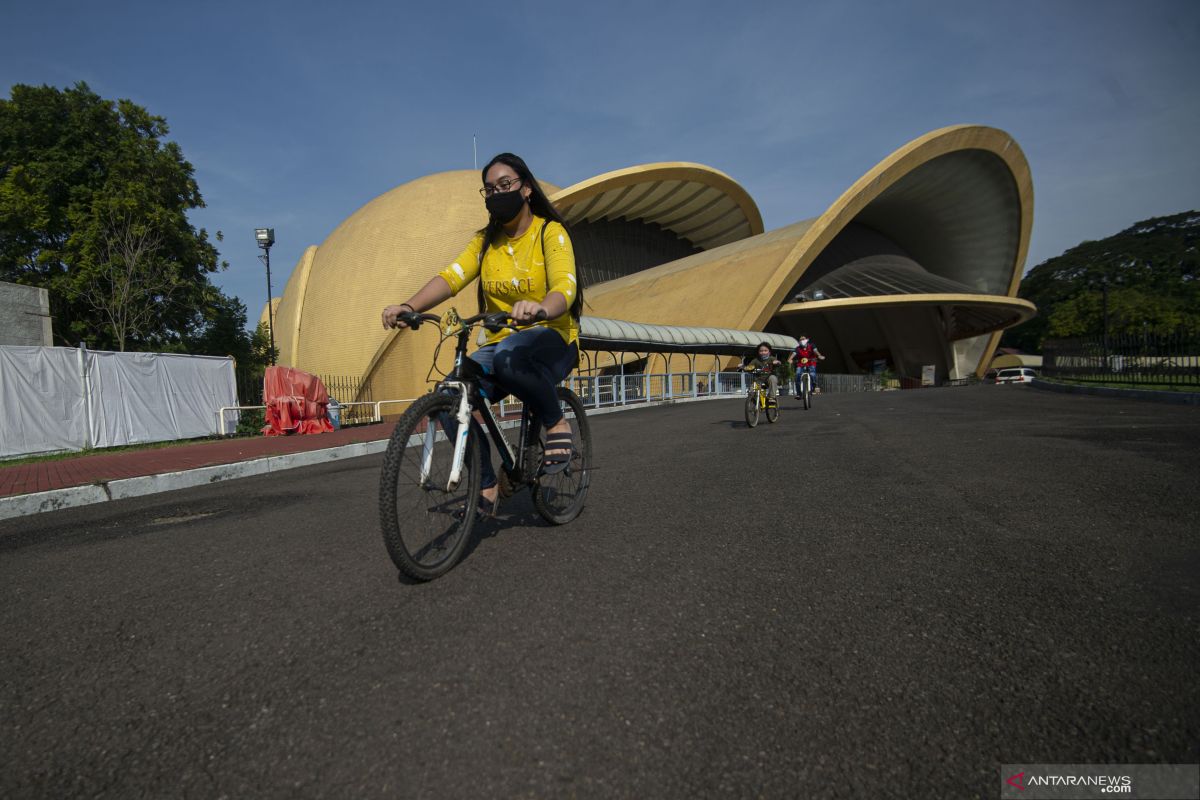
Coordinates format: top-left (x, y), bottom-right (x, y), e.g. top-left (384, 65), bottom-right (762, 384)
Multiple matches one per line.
top-left (0, 440), bottom-right (390, 522)
top-left (1031, 378), bottom-right (1200, 406)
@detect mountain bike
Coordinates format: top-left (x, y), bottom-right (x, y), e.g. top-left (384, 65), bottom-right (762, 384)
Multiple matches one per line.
top-left (796, 362), bottom-right (815, 410)
top-left (744, 368), bottom-right (779, 428)
top-left (378, 308), bottom-right (591, 581)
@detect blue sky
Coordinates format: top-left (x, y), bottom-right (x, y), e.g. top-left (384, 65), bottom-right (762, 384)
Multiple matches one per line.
top-left (3, 0), bottom-right (1198, 325)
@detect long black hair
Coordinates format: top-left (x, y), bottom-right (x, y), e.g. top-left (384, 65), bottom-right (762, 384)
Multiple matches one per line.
top-left (476, 152), bottom-right (583, 319)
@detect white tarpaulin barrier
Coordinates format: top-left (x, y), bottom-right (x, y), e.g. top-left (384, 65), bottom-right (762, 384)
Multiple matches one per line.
top-left (0, 346), bottom-right (88, 459)
top-left (0, 345), bottom-right (237, 459)
top-left (85, 350), bottom-right (237, 449)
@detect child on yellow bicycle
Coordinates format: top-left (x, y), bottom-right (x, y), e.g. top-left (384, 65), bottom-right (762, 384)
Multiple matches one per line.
top-left (741, 342), bottom-right (782, 402)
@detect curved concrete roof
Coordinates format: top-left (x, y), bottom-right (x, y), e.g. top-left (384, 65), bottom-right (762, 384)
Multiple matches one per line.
top-left (584, 125), bottom-right (1034, 372)
top-left (551, 163), bottom-right (764, 251)
top-left (760, 124), bottom-right (1033, 364)
top-left (778, 294), bottom-right (1036, 340)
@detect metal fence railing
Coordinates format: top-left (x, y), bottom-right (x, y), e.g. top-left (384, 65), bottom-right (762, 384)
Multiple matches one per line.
top-left (1043, 331), bottom-right (1200, 389)
top-left (235, 366), bottom-right (265, 406)
top-left (318, 374), bottom-right (374, 425)
top-left (495, 370), bottom-right (943, 417)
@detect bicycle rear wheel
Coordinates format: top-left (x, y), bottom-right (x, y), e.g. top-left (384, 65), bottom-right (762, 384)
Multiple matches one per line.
top-left (379, 392), bottom-right (481, 581)
top-left (744, 389), bottom-right (760, 428)
top-left (766, 394), bottom-right (780, 423)
top-left (533, 387), bottom-right (592, 525)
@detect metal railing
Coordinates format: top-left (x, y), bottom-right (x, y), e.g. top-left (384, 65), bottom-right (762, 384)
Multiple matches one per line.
top-left (318, 374), bottom-right (374, 424)
top-left (217, 398), bottom-right (417, 437)
top-left (1043, 331), bottom-right (1200, 389)
top-left (497, 371), bottom-right (902, 417)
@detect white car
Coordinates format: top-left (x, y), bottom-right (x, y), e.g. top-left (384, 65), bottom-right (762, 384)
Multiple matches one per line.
top-left (995, 367), bottom-right (1037, 384)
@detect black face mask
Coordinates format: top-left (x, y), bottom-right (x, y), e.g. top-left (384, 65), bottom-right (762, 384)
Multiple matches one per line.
top-left (485, 189), bottom-right (526, 223)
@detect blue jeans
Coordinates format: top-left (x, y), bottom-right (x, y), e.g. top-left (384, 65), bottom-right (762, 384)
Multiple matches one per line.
top-left (795, 366), bottom-right (817, 394)
top-left (444, 326), bottom-right (578, 489)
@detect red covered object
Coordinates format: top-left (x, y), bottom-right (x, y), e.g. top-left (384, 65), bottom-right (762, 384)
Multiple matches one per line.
top-left (261, 366), bottom-right (335, 436)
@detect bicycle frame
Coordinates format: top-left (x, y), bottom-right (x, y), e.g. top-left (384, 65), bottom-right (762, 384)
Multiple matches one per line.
top-left (747, 371), bottom-right (772, 407)
top-left (439, 322), bottom-right (531, 491)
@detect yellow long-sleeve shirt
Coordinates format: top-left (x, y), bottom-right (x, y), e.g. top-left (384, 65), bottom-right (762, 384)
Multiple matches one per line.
top-left (438, 215), bottom-right (579, 347)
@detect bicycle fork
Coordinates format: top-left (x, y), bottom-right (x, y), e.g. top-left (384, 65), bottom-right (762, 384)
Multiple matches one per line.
top-left (417, 383), bottom-right (474, 492)
top-left (422, 382), bottom-right (525, 493)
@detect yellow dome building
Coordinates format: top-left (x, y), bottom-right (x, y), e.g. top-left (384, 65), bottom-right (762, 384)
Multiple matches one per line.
top-left (265, 124), bottom-right (1034, 403)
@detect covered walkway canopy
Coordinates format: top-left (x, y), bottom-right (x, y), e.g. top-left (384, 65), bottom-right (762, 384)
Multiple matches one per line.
top-left (576, 317), bottom-right (797, 377)
top-left (579, 317), bottom-right (796, 355)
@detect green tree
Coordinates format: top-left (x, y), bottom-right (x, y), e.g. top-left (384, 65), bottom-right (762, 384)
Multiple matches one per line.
top-left (1003, 211), bottom-right (1200, 351)
top-left (1047, 287), bottom-right (1200, 339)
top-left (186, 290), bottom-right (256, 363)
top-left (0, 81), bottom-right (228, 349)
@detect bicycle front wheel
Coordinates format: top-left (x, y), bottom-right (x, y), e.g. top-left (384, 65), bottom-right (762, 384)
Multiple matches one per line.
top-left (802, 374), bottom-right (812, 410)
top-left (379, 392), bottom-right (481, 581)
top-left (533, 387), bottom-right (592, 525)
top-left (745, 390), bottom-right (760, 428)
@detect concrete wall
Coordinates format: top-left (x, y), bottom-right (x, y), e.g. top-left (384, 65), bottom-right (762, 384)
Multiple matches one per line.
top-left (0, 281), bottom-right (52, 346)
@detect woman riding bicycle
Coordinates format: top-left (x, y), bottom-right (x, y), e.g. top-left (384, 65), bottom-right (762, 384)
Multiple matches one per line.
top-left (381, 153), bottom-right (581, 516)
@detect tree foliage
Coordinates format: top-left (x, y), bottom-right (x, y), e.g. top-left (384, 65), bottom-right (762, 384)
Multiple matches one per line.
top-left (0, 81), bottom-right (240, 352)
top-left (1003, 211), bottom-right (1200, 352)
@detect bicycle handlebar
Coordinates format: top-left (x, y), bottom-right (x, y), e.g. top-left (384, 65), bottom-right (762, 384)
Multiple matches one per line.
top-left (397, 310), bottom-right (442, 329)
top-left (398, 308), bottom-right (547, 332)
top-left (479, 309), bottom-right (548, 331)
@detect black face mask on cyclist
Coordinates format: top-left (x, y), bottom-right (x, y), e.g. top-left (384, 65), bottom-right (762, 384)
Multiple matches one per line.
top-left (486, 189), bottom-right (526, 223)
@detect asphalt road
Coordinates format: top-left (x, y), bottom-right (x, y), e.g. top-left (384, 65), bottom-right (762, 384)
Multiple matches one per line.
top-left (2, 386), bottom-right (1197, 799)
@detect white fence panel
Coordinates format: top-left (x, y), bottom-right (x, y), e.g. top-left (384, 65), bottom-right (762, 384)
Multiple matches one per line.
top-left (86, 350), bottom-right (237, 448)
top-left (0, 346), bottom-right (88, 459)
top-left (0, 345), bottom-right (237, 459)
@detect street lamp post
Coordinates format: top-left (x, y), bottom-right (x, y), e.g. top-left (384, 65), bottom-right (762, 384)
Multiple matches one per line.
top-left (255, 228), bottom-right (276, 366)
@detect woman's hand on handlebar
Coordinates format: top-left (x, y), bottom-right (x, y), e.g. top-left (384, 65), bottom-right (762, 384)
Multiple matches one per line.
top-left (382, 304), bottom-right (414, 330)
top-left (510, 300), bottom-right (548, 325)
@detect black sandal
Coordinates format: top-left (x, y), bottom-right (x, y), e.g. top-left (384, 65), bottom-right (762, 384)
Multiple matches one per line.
top-left (541, 431), bottom-right (575, 475)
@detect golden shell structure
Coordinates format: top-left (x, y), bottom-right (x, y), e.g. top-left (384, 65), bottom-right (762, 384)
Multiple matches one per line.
top-left (266, 124), bottom-right (1033, 402)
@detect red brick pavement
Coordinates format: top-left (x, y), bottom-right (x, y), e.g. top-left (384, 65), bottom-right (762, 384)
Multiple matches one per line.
top-left (0, 423), bottom-right (397, 498)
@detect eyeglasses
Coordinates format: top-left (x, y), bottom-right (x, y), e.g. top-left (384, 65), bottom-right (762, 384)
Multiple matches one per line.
top-left (479, 177), bottom-right (522, 198)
